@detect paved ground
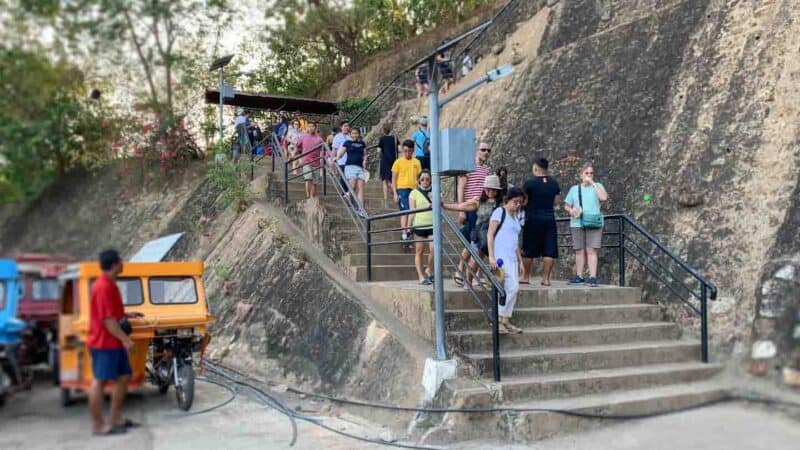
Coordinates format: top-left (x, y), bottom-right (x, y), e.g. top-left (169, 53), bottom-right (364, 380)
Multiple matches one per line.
top-left (460, 402), bottom-right (800, 450)
top-left (2, 375), bottom-right (799, 450)
top-left (0, 376), bottom-right (387, 450)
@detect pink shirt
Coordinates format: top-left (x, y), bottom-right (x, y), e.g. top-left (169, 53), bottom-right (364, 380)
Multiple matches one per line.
top-left (298, 134), bottom-right (325, 168)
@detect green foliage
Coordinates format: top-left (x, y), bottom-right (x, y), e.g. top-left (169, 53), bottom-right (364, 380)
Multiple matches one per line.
top-left (0, 47), bottom-right (122, 202)
top-left (207, 159), bottom-right (253, 211)
top-left (337, 97), bottom-right (380, 124)
top-left (249, 0), bottom-right (491, 97)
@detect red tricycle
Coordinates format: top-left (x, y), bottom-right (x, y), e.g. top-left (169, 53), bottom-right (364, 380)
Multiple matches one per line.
top-left (15, 253), bottom-right (73, 374)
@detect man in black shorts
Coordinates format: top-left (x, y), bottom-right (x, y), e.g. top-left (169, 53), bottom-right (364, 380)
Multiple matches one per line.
top-left (521, 158), bottom-right (561, 286)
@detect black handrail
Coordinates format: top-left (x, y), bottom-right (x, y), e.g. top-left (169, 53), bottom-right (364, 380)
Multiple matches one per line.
top-left (555, 214), bottom-right (716, 362)
top-left (363, 205), bottom-right (506, 381)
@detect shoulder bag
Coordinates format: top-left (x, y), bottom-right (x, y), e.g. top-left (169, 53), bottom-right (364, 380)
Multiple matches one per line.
top-left (578, 185), bottom-right (603, 229)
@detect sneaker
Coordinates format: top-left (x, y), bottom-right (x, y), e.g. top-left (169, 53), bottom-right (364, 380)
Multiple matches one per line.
top-left (588, 277), bottom-right (598, 287)
top-left (569, 275), bottom-right (585, 285)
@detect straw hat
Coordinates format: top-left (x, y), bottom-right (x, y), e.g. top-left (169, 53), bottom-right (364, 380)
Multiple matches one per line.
top-left (483, 175), bottom-right (501, 189)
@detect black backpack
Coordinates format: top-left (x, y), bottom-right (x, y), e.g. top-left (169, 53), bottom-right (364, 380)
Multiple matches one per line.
top-left (473, 207), bottom-right (506, 250)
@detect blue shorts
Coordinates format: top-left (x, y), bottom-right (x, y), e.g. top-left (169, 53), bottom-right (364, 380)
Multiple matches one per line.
top-left (397, 189), bottom-right (412, 211)
top-left (90, 348), bottom-right (132, 381)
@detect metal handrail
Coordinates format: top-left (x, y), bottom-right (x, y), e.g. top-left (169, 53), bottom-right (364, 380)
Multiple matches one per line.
top-left (363, 203), bottom-right (506, 381)
top-left (554, 213), bottom-right (716, 362)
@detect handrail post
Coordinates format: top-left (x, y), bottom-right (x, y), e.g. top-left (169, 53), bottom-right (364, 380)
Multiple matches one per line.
top-left (283, 160), bottom-right (289, 205)
top-left (366, 219), bottom-right (372, 282)
top-left (492, 286), bottom-right (501, 382)
top-left (619, 218), bottom-right (625, 286)
top-left (322, 151), bottom-right (327, 196)
top-left (701, 283), bottom-right (708, 363)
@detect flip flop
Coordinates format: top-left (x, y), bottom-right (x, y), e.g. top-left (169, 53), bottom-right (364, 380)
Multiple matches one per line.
top-left (119, 419), bottom-right (141, 429)
top-left (454, 274), bottom-right (465, 287)
top-left (519, 281), bottom-right (530, 285)
top-left (540, 282), bottom-right (551, 287)
top-left (93, 426), bottom-right (127, 436)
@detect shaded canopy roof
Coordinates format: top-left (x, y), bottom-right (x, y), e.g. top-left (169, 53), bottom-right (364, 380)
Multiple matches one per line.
top-left (204, 90), bottom-right (339, 115)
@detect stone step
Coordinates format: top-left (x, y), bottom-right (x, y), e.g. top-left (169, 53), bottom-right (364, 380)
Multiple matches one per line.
top-left (445, 304), bottom-right (664, 331)
top-left (426, 381), bottom-right (728, 443)
top-left (348, 264), bottom-right (457, 282)
top-left (448, 322), bottom-right (681, 352)
top-left (495, 362), bottom-right (722, 401)
top-left (441, 285), bottom-right (642, 309)
top-left (344, 252), bottom-right (460, 266)
top-left (361, 280), bottom-right (642, 308)
top-left (442, 362), bottom-right (721, 407)
top-left (465, 340), bottom-right (701, 377)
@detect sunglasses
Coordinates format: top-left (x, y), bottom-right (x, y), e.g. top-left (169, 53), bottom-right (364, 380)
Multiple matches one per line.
top-left (480, 148), bottom-right (491, 153)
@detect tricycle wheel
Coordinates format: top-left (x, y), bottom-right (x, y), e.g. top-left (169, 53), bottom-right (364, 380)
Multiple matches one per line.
top-left (174, 364), bottom-right (194, 411)
top-left (158, 383), bottom-right (169, 395)
top-left (61, 388), bottom-right (73, 407)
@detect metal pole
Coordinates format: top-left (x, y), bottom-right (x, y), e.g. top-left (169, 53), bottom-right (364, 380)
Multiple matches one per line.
top-left (701, 283), bottom-right (708, 363)
top-left (218, 69), bottom-right (224, 143)
top-left (429, 59), bottom-right (448, 361)
top-left (619, 218), bottom-right (625, 286)
top-left (492, 287), bottom-right (501, 382)
top-left (322, 153), bottom-right (327, 196)
top-left (283, 161), bottom-right (289, 205)
top-left (366, 220), bottom-right (372, 282)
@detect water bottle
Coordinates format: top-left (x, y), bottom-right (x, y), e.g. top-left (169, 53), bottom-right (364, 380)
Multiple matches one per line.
top-left (494, 258), bottom-right (505, 285)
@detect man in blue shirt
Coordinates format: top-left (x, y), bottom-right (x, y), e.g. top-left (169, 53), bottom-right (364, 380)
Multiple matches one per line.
top-left (332, 120), bottom-right (352, 196)
top-left (412, 117), bottom-right (430, 171)
top-left (337, 128), bottom-right (368, 207)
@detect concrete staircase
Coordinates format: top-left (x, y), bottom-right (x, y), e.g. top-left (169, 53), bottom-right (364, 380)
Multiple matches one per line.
top-left (265, 159), bottom-right (726, 443)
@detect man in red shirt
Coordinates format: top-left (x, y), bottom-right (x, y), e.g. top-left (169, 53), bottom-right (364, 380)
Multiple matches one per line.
top-left (88, 249), bottom-right (141, 435)
top-left (298, 122), bottom-right (325, 198)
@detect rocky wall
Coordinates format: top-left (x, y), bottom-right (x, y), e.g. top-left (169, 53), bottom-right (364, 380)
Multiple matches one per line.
top-left (330, 0), bottom-right (800, 380)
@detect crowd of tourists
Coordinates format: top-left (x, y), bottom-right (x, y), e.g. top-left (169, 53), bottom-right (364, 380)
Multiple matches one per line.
top-left (381, 130), bottom-right (609, 335)
top-left (271, 113), bottom-right (608, 336)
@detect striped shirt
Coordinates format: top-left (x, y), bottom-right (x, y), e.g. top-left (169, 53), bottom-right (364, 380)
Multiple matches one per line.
top-left (464, 164), bottom-right (491, 199)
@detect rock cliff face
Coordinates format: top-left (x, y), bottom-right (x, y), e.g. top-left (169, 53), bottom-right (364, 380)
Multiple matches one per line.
top-left (0, 162), bottom-right (425, 404)
top-left (332, 0), bottom-right (800, 377)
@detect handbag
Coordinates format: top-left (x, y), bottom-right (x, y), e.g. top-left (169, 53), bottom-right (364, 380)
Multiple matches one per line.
top-left (578, 185), bottom-right (603, 229)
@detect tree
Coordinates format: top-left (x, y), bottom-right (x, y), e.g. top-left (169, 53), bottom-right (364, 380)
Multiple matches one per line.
top-left (0, 47), bottom-right (122, 201)
top-left (250, 0), bottom-right (491, 97)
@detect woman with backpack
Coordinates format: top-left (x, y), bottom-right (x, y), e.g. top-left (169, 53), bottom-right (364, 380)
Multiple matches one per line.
top-left (443, 175), bottom-right (505, 288)
top-left (488, 187), bottom-right (526, 334)
top-left (408, 170), bottom-right (434, 285)
top-left (564, 163), bottom-right (608, 287)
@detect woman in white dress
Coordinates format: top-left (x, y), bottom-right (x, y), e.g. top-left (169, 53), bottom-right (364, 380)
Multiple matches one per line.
top-left (487, 187), bottom-right (525, 334)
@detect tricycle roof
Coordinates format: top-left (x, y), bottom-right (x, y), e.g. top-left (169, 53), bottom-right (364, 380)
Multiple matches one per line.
top-left (59, 261), bottom-right (203, 281)
top-left (0, 258), bottom-right (19, 279)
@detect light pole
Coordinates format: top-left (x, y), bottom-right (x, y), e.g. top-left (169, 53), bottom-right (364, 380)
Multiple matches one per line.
top-left (428, 62), bottom-right (514, 361)
top-left (209, 54), bottom-right (235, 143)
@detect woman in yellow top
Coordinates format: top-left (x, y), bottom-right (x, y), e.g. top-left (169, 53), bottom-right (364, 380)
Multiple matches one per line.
top-left (408, 170), bottom-right (434, 285)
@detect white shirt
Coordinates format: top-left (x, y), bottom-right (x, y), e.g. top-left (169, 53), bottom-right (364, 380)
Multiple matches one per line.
top-left (490, 207), bottom-right (521, 261)
top-left (332, 132), bottom-right (351, 165)
top-left (234, 114), bottom-right (247, 126)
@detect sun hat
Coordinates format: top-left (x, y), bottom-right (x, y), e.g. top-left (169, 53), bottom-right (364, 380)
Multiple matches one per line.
top-left (483, 175), bottom-right (502, 190)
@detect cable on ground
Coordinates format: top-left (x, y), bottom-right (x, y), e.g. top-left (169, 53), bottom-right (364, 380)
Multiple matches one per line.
top-left (207, 360), bottom-right (800, 420)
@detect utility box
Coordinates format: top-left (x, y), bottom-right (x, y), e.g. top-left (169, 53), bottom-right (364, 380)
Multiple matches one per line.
top-left (439, 128), bottom-right (476, 176)
top-left (222, 84), bottom-right (235, 100)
